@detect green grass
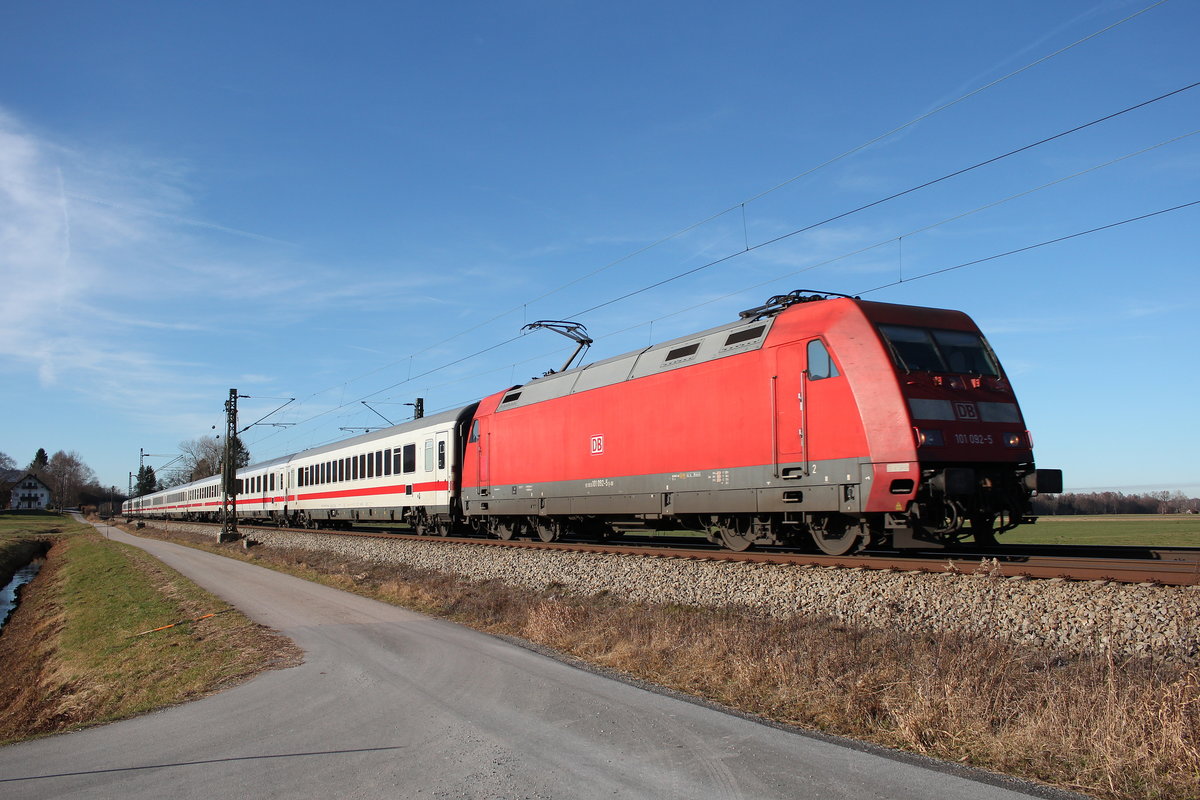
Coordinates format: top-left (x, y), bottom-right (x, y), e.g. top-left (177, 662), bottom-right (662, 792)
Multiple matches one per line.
top-left (1002, 514), bottom-right (1200, 547)
top-left (0, 509), bottom-right (82, 536)
top-left (0, 514), bottom-right (299, 742)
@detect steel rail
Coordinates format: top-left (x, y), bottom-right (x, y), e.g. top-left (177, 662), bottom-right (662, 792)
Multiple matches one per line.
top-left (127, 518), bottom-right (1200, 587)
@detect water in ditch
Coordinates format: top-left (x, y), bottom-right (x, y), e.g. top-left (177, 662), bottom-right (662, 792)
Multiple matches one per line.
top-left (1, 560), bottom-right (44, 631)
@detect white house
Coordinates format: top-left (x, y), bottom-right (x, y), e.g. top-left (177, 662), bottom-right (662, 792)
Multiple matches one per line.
top-left (10, 473), bottom-right (52, 510)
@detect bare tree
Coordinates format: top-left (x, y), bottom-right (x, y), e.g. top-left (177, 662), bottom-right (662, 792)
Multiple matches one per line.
top-left (177, 436), bottom-right (224, 482)
top-left (44, 450), bottom-right (98, 508)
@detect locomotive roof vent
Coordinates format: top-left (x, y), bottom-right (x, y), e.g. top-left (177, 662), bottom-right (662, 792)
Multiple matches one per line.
top-left (738, 289), bottom-right (860, 321)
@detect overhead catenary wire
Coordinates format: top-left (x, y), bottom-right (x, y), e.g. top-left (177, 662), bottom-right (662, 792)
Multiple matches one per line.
top-left (259, 2), bottom-right (1166, 425)
top-left (585, 127), bottom-right (1200, 340)
top-left (246, 84), bottom-right (1198, 457)
top-left (563, 81), bottom-right (1200, 320)
top-left (856, 199), bottom-right (1200, 295)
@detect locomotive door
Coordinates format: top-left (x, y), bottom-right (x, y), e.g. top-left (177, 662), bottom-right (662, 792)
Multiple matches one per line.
top-left (774, 338), bottom-right (845, 475)
top-left (470, 417), bottom-right (490, 491)
top-left (773, 343), bottom-right (807, 471)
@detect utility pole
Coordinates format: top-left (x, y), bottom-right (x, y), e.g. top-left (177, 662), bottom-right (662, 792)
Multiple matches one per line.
top-left (220, 388), bottom-right (241, 542)
top-left (216, 389), bottom-right (291, 543)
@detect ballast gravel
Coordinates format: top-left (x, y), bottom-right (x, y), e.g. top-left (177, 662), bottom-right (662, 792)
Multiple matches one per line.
top-left (160, 523), bottom-right (1200, 665)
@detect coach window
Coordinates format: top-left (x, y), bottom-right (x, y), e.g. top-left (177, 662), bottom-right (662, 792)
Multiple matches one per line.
top-left (383, 449), bottom-right (392, 476)
top-left (359, 454), bottom-right (367, 478)
top-left (270, 474), bottom-right (275, 492)
top-left (424, 440), bottom-right (434, 472)
top-left (807, 339), bottom-right (840, 381)
top-left (402, 443), bottom-right (416, 474)
top-left (393, 449), bottom-right (403, 474)
top-left (367, 453), bottom-right (375, 479)
top-left (438, 441), bottom-right (446, 470)
top-left (375, 450), bottom-right (383, 476)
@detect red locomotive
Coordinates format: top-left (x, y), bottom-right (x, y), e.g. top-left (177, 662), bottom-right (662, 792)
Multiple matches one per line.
top-left (461, 291), bottom-right (1061, 552)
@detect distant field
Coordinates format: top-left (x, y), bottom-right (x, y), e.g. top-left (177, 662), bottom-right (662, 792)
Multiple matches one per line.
top-left (1001, 514), bottom-right (1200, 547)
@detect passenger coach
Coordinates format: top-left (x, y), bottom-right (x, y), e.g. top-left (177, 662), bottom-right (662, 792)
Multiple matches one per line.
top-left (125, 405), bottom-right (478, 534)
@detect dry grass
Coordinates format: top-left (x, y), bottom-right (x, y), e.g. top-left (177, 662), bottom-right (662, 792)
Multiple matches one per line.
top-left (138, 526), bottom-right (1200, 800)
top-left (0, 527), bottom-right (301, 743)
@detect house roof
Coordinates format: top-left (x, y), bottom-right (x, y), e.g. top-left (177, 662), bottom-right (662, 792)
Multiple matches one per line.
top-left (8, 472), bottom-right (51, 491)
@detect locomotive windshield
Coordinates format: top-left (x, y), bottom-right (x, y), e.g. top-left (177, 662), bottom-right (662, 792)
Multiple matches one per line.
top-left (878, 324), bottom-right (999, 376)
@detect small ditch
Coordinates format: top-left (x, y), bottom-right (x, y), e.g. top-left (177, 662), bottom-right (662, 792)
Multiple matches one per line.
top-left (1, 544), bottom-right (50, 631)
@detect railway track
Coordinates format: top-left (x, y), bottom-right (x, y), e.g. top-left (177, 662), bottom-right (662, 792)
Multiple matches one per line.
top-left (128, 518), bottom-right (1200, 587)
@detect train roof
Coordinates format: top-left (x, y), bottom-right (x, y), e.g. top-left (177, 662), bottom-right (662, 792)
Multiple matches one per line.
top-left (494, 301), bottom-right (784, 412)
top-left (492, 294), bottom-right (977, 413)
top-left (238, 404), bottom-right (476, 471)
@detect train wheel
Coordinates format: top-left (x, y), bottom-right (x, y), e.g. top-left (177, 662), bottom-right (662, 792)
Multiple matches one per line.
top-left (494, 519), bottom-right (518, 541)
top-left (531, 517), bottom-right (559, 543)
top-left (809, 515), bottom-right (865, 556)
top-left (709, 515), bottom-right (754, 552)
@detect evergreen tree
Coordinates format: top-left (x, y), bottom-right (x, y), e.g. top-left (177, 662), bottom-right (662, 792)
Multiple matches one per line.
top-left (29, 448), bottom-right (49, 473)
top-left (231, 435), bottom-right (251, 469)
top-left (135, 465), bottom-right (158, 496)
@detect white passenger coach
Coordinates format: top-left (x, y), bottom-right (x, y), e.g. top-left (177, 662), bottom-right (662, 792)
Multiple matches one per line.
top-left (124, 405), bottom-right (478, 534)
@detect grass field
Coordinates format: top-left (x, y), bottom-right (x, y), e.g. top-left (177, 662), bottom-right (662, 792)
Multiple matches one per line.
top-left (1001, 514), bottom-right (1200, 547)
top-left (0, 512), bottom-right (299, 743)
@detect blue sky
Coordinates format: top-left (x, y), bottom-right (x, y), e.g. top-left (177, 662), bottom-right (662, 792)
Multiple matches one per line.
top-left (1, 0), bottom-right (1196, 495)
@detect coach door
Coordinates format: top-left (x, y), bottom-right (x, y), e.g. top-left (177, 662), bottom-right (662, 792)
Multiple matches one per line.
top-left (435, 431), bottom-right (450, 490)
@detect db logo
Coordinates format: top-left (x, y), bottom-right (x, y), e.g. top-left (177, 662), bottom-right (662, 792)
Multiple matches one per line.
top-left (590, 435), bottom-right (605, 455)
top-left (953, 402), bottom-right (978, 421)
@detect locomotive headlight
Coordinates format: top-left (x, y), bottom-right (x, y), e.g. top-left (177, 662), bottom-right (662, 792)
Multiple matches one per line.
top-left (1003, 432), bottom-right (1024, 448)
top-left (914, 427), bottom-right (944, 447)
